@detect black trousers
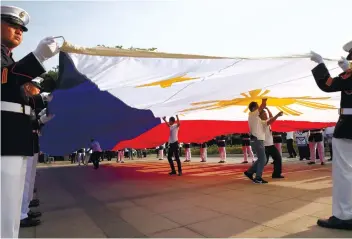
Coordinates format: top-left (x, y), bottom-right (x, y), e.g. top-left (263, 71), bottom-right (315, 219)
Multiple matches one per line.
top-left (167, 142), bottom-right (182, 173)
top-left (91, 152), bottom-right (102, 169)
top-left (298, 146), bottom-right (310, 160)
top-left (265, 145), bottom-right (282, 176)
top-left (328, 142), bottom-right (333, 159)
top-left (286, 139), bottom-right (297, 157)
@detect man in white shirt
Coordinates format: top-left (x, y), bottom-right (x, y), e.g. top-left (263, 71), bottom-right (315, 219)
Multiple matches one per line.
top-left (162, 115), bottom-right (182, 176)
top-left (260, 107), bottom-right (284, 178)
top-left (244, 99), bottom-right (269, 184)
top-left (88, 139), bottom-right (102, 169)
top-left (286, 131), bottom-right (297, 158)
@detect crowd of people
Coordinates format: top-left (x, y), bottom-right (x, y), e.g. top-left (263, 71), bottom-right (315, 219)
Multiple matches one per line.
top-left (1, 4), bottom-right (351, 238)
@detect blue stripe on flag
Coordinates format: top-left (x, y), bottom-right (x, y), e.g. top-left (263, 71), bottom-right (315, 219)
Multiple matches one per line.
top-left (40, 52), bottom-right (161, 156)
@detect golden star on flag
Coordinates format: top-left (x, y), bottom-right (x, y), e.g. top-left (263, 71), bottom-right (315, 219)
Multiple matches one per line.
top-left (136, 75), bottom-right (199, 88)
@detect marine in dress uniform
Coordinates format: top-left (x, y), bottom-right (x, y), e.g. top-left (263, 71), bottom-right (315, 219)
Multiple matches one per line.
top-left (200, 143), bottom-right (207, 162)
top-left (217, 135), bottom-right (227, 163)
top-left (183, 143), bottom-right (191, 162)
top-left (77, 148), bottom-right (86, 165)
top-left (1, 6), bottom-right (59, 237)
top-left (310, 42), bottom-right (352, 230)
top-left (158, 144), bottom-right (165, 160)
top-left (307, 128), bottom-right (325, 165)
top-left (240, 133), bottom-right (254, 164)
top-left (20, 77), bottom-right (54, 228)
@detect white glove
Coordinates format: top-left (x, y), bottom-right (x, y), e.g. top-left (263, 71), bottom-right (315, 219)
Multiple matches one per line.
top-left (40, 92), bottom-right (53, 102)
top-left (338, 56), bottom-right (350, 71)
top-left (33, 37), bottom-right (60, 63)
top-left (39, 113), bottom-right (55, 124)
top-left (310, 51), bottom-right (324, 64)
top-left (38, 108), bottom-right (47, 117)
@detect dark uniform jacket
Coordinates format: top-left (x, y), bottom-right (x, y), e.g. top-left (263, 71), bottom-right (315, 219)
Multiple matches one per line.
top-left (25, 94), bottom-right (47, 154)
top-left (241, 133), bottom-right (251, 146)
top-left (217, 135), bottom-right (226, 147)
top-left (1, 44), bottom-right (46, 156)
top-left (312, 63), bottom-right (352, 140)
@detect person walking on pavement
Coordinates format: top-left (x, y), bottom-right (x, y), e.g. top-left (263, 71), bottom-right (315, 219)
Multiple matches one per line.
top-left (286, 131), bottom-right (297, 158)
top-left (88, 139), bottom-right (102, 169)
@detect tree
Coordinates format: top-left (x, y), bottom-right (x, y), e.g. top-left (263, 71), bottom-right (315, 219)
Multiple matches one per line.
top-left (40, 66), bottom-right (59, 92)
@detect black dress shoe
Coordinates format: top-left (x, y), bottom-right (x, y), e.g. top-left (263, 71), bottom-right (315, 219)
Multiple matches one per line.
top-left (307, 161), bottom-right (315, 165)
top-left (169, 171), bottom-right (177, 175)
top-left (317, 216), bottom-right (352, 230)
top-left (272, 175), bottom-right (285, 179)
top-left (20, 218), bottom-right (41, 227)
top-left (28, 211), bottom-right (42, 218)
top-left (178, 172), bottom-right (182, 176)
top-left (29, 200), bottom-right (39, 208)
top-left (31, 199), bottom-right (40, 204)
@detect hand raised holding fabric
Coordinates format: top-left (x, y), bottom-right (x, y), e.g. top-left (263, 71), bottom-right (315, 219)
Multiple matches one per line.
top-left (310, 51), bottom-right (324, 64)
top-left (33, 37), bottom-right (60, 63)
top-left (338, 57), bottom-right (350, 71)
top-left (38, 108), bottom-right (47, 117)
top-left (40, 92), bottom-right (53, 102)
top-left (39, 113), bottom-right (55, 124)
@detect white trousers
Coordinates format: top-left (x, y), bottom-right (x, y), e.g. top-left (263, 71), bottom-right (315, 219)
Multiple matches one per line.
top-left (84, 153), bottom-right (90, 165)
top-left (20, 153), bottom-right (38, 220)
top-left (1, 156), bottom-right (27, 238)
top-left (332, 138), bottom-right (352, 220)
top-left (117, 151), bottom-right (124, 162)
top-left (77, 153), bottom-right (85, 165)
top-left (242, 146), bottom-right (254, 162)
top-left (185, 148), bottom-right (191, 160)
top-left (158, 150), bottom-right (164, 159)
top-left (219, 147), bottom-right (226, 161)
top-left (200, 148), bottom-right (207, 161)
top-left (309, 141), bottom-right (325, 163)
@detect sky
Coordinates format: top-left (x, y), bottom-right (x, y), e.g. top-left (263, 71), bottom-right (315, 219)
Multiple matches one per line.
top-left (3, 0), bottom-right (352, 71)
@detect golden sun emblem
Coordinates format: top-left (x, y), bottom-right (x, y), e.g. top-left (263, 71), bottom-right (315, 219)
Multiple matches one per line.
top-left (136, 75), bottom-right (199, 88)
top-left (19, 11), bottom-right (25, 18)
top-left (180, 89), bottom-right (337, 116)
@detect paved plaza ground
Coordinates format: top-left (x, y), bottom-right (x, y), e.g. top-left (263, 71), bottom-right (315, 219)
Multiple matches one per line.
top-left (19, 156), bottom-right (352, 238)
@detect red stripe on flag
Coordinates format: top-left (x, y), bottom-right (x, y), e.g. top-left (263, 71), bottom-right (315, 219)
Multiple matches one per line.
top-left (112, 120), bottom-right (335, 150)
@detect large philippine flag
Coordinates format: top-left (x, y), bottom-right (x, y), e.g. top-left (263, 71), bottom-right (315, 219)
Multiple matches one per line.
top-left (40, 42), bottom-right (340, 155)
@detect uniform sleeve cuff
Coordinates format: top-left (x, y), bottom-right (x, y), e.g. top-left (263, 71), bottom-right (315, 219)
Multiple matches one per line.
top-left (11, 52), bottom-right (46, 79)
